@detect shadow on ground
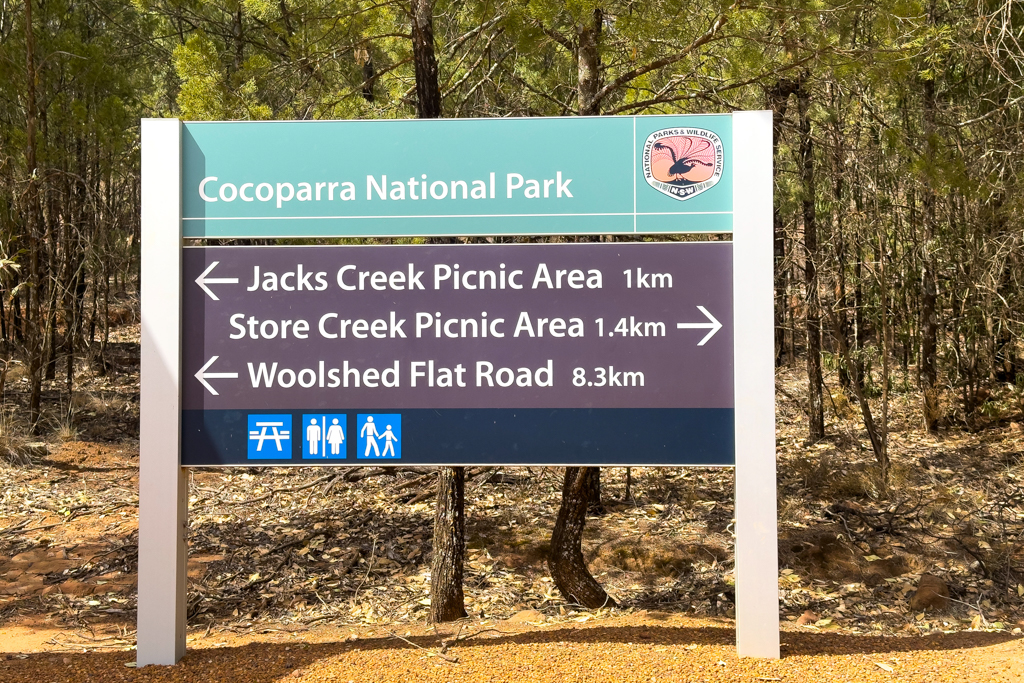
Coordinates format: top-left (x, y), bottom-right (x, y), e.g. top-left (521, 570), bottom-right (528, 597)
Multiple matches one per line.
top-left (2, 625), bottom-right (1020, 683)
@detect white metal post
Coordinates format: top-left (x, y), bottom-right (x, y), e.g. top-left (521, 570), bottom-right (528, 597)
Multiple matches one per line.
top-left (732, 110), bottom-right (780, 658)
top-left (138, 118), bottom-right (188, 666)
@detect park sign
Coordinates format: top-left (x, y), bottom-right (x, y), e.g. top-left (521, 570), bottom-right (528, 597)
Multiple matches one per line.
top-left (182, 116), bottom-right (731, 237)
top-left (182, 242), bottom-right (734, 466)
top-left (139, 113), bottom-right (778, 664)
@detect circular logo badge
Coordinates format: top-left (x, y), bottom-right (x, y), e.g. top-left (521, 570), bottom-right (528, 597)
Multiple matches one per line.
top-left (642, 128), bottom-right (724, 201)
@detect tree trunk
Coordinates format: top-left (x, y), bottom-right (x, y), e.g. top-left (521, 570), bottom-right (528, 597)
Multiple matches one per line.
top-left (851, 159), bottom-right (867, 390)
top-left (356, 48), bottom-right (376, 103)
top-left (587, 468), bottom-right (605, 514)
top-left (830, 113), bottom-right (852, 393)
top-left (854, 249), bottom-right (866, 388)
top-left (24, 0), bottom-right (44, 433)
top-left (13, 289), bottom-right (23, 343)
top-left (44, 305), bottom-right (56, 381)
top-left (548, 467), bottom-right (616, 608)
top-left (768, 80), bottom-right (798, 367)
top-left (877, 231), bottom-right (891, 490)
top-left (429, 466), bottom-right (468, 622)
top-left (232, 4), bottom-right (244, 75)
top-left (411, 0), bottom-right (441, 118)
top-left (576, 9), bottom-right (603, 116)
top-left (830, 309), bottom-right (888, 489)
top-left (412, 0), bottom-right (464, 623)
top-left (920, 73), bottom-right (940, 433)
top-left (565, 10), bottom-right (609, 534)
top-left (797, 79), bottom-right (825, 441)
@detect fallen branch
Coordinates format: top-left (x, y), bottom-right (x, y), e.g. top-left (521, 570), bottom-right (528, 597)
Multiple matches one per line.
top-left (344, 467), bottom-right (429, 482)
top-left (226, 474), bottom-right (334, 505)
top-left (442, 626), bottom-right (505, 652)
top-left (393, 472), bottom-right (436, 492)
top-left (0, 519), bottom-right (31, 536)
top-left (776, 384), bottom-right (812, 417)
top-left (1, 510), bottom-right (85, 536)
top-left (384, 628), bottom-right (459, 663)
top-left (405, 487), bottom-right (437, 505)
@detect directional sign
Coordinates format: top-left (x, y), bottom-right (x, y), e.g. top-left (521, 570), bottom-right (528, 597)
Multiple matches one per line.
top-left (181, 242), bottom-right (734, 466)
top-left (193, 355), bottom-right (238, 395)
top-left (194, 261), bottom-right (239, 301)
top-left (676, 306), bottom-right (723, 346)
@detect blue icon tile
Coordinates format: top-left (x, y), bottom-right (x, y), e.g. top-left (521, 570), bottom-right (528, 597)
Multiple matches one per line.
top-left (302, 414), bottom-right (347, 459)
top-left (357, 414), bottom-right (401, 459)
top-left (247, 414), bottom-right (293, 459)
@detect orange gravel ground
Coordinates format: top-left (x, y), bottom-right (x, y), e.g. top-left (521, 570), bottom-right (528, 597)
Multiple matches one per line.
top-left (2, 613), bottom-right (1023, 683)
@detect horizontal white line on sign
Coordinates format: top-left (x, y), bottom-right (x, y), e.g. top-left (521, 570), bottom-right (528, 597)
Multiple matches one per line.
top-left (183, 211), bottom-right (733, 221)
top-left (635, 211), bottom-right (734, 216)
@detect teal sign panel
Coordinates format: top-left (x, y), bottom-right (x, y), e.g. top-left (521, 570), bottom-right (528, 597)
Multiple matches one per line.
top-left (182, 115), bottom-right (732, 238)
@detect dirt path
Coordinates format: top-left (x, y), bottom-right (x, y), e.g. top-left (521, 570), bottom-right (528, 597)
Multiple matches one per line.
top-left (1, 613), bottom-right (1022, 683)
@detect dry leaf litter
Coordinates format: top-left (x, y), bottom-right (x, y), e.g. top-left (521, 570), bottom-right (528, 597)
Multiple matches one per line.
top-left (0, 328), bottom-right (1022, 680)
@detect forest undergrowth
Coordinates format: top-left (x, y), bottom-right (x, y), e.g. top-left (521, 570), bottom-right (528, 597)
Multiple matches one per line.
top-left (0, 323), bottom-right (1022, 648)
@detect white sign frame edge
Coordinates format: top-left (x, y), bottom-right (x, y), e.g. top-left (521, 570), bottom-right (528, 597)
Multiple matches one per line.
top-left (136, 112), bottom-right (779, 665)
top-left (138, 118), bottom-right (187, 666)
top-left (733, 109), bottom-right (781, 658)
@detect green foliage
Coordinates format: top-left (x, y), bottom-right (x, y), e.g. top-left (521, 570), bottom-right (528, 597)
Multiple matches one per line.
top-left (0, 0), bottom-right (1021, 439)
top-left (175, 35), bottom-right (228, 119)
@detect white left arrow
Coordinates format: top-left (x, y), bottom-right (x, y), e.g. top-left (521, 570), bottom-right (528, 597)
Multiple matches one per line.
top-left (195, 261), bottom-right (239, 301)
top-left (195, 356), bottom-right (238, 396)
top-left (676, 306), bottom-right (723, 346)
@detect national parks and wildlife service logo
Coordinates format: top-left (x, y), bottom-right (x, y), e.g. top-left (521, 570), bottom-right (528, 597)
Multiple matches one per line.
top-left (642, 128), bottom-right (724, 201)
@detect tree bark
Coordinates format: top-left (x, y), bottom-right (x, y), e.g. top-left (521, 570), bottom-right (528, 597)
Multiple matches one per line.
top-left (570, 9), bottom-right (608, 523)
top-left (877, 231), bottom-right (891, 490)
top-left (797, 79), bottom-right (825, 441)
top-left (356, 48), bottom-right (376, 103)
top-left (548, 467), bottom-right (616, 608)
top-left (412, 0), bottom-right (441, 118)
top-left (851, 171), bottom-right (867, 390)
top-left (833, 172), bottom-right (855, 393)
top-left (920, 73), bottom-right (940, 433)
top-left (412, 0), bottom-right (464, 623)
top-left (576, 9), bottom-right (603, 116)
top-left (429, 466), bottom-right (467, 622)
top-left (768, 80), bottom-right (799, 367)
top-left (231, 4), bottom-right (244, 75)
top-left (24, 0), bottom-right (43, 432)
top-left (587, 469), bottom-right (604, 514)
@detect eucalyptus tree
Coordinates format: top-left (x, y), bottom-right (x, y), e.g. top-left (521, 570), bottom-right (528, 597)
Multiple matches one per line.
top-left (3, 0), bottom-right (1024, 617)
top-left (137, 0), bottom-right (408, 120)
top-left (0, 0), bottom-right (152, 428)
top-left (494, 0), bottom-right (738, 609)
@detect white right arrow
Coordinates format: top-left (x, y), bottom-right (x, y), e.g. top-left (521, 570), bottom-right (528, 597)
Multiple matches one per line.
top-left (195, 261), bottom-right (239, 301)
top-left (195, 355), bottom-right (238, 396)
top-left (676, 306), bottom-right (723, 346)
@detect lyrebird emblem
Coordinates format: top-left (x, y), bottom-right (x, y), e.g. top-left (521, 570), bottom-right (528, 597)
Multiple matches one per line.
top-left (643, 129), bottom-right (724, 200)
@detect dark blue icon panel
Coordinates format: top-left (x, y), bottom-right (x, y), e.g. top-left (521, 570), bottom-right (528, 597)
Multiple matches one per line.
top-left (184, 409), bottom-right (735, 467)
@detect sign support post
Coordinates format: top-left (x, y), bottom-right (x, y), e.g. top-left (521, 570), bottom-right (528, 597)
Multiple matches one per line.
top-left (138, 118), bottom-right (188, 666)
top-left (732, 110), bottom-right (780, 658)
top-left (137, 112), bottom-right (779, 664)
